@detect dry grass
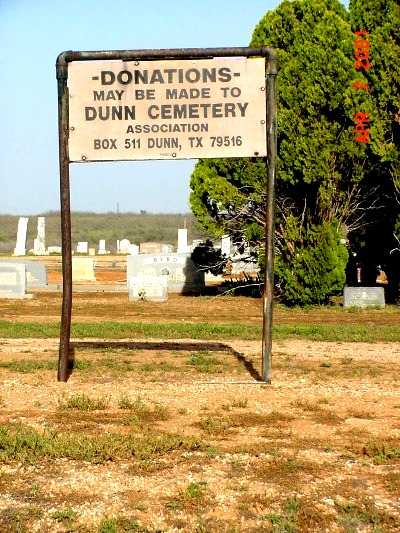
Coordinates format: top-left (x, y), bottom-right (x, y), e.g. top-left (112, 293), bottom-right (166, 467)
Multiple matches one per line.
top-left (0, 338), bottom-right (399, 532)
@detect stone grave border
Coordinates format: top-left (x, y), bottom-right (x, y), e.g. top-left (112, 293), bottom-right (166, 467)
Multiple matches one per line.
top-left (56, 46), bottom-right (277, 383)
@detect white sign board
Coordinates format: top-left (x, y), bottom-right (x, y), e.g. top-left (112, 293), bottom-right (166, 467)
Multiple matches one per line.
top-left (68, 57), bottom-right (267, 161)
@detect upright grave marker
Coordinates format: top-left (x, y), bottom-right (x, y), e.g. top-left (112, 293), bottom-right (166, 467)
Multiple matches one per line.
top-left (0, 263), bottom-right (32, 299)
top-left (72, 258), bottom-right (96, 281)
top-left (5, 259), bottom-right (48, 288)
top-left (33, 217), bottom-right (47, 255)
top-left (56, 46), bottom-right (277, 383)
top-left (127, 253), bottom-right (205, 293)
top-left (13, 217), bottom-right (29, 256)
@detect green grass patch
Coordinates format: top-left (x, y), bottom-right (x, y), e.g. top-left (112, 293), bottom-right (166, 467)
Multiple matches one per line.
top-left (274, 324), bottom-right (400, 342)
top-left (52, 507), bottom-right (77, 522)
top-left (0, 359), bottom-right (57, 373)
top-left (138, 361), bottom-right (178, 373)
top-left (262, 495), bottom-right (301, 532)
top-left (0, 423), bottom-right (204, 464)
top-left (98, 515), bottom-right (148, 532)
top-left (0, 319), bottom-right (399, 342)
top-left (166, 481), bottom-right (208, 513)
top-left (186, 350), bottom-right (224, 373)
top-left (101, 357), bottom-right (135, 373)
top-left (335, 500), bottom-right (382, 531)
top-left (362, 440), bottom-right (400, 463)
top-left (0, 506), bottom-right (43, 531)
top-left (57, 392), bottom-right (109, 411)
top-left (117, 396), bottom-right (170, 423)
top-left (198, 415), bottom-right (230, 435)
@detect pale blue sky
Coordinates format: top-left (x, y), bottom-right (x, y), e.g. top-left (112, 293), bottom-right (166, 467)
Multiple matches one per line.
top-left (0, 0), bottom-right (347, 215)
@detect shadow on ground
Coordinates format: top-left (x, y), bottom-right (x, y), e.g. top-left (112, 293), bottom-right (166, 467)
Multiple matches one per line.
top-left (67, 340), bottom-right (262, 382)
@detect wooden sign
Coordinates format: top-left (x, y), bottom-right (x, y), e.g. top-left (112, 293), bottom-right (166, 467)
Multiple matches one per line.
top-left (68, 57), bottom-right (267, 161)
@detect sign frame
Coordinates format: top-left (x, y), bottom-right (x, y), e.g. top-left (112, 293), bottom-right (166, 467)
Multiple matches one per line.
top-left (67, 56), bottom-right (268, 161)
top-left (56, 46), bottom-right (277, 383)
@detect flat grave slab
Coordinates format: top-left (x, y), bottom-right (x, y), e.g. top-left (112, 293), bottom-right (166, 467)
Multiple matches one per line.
top-left (128, 275), bottom-right (168, 301)
top-left (343, 286), bottom-right (385, 308)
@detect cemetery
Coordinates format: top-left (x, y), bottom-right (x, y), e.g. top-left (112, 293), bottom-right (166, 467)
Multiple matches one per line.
top-left (0, 281), bottom-right (400, 531)
top-left (0, 220), bottom-right (399, 530)
top-left (1, 215), bottom-right (263, 299)
top-left (1, 11), bottom-right (399, 527)
top-left (0, 218), bottom-right (399, 533)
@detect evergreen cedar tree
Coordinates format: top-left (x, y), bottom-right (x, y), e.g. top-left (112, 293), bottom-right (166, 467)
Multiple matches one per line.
top-left (189, 0), bottom-right (400, 305)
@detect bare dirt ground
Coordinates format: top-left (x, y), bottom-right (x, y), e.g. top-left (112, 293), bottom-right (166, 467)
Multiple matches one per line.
top-left (0, 266), bottom-right (399, 532)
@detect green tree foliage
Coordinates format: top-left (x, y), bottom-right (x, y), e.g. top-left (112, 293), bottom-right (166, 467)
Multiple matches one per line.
top-left (190, 0), bottom-right (365, 305)
top-left (190, 0), bottom-right (400, 305)
top-left (189, 157), bottom-right (266, 254)
top-left (350, 0), bottom-right (400, 180)
top-left (191, 239), bottom-right (227, 275)
top-left (348, 0), bottom-right (400, 301)
top-left (275, 218), bottom-right (348, 305)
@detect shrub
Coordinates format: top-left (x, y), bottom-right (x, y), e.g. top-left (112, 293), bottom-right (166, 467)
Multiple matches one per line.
top-left (275, 219), bottom-right (348, 306)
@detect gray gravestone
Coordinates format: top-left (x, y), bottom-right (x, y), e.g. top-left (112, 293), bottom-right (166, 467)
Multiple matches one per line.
top-left (343, 286), bottom-right (385, 308)
top-left (6, 260), bottom-right (47, 288)
top-left (127, 253), bottom-right (205, 293)
top-left (128, 275), bottom-right (168, 301)
top-left (0, 263), bottom-right (33, 298)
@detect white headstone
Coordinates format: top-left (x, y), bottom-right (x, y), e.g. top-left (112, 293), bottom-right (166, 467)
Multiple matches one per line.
top-left (4, 260), bottom-right (47, 288)
top-left (119, 239), bottom-right (131, 253)
top-left (162, 244), bottom-right (174, 253)
top-left (343, 287), bottom-right (385, 308)
top-left (127, 253), bottom-right (205, 293)
top-left (48, 246), bottom-right (62, 254)
top-left (77, 241), bottom-right (88, 254)
top-left (192, 239), bottom-right (203, 249)
top-left (72, 258), bottom-right (96, 281)
top-left (98, 239), bottom-right (107, 254)
top-left (13, 217), bottom-right (29, 256)
top-left (129, 244), bottom-right (139, 256)
top-left (177, 228), bottom-right (190, 254)
top-left (128, 275), bottom-right (168, 301)
top-left (221, 235), bottom-right (231, 257)
top-left (33, 217), bottom-right (46, 255)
